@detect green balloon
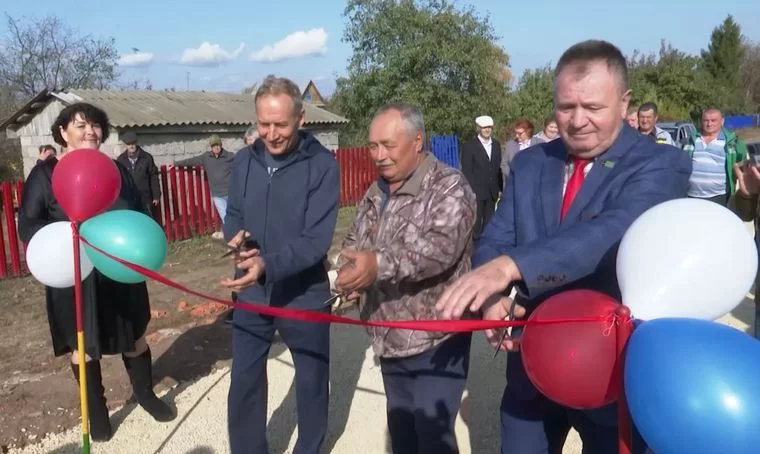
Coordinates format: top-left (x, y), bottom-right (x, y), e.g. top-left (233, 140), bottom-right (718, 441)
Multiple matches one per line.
top-left (80, 209), bottom-right (168, 283)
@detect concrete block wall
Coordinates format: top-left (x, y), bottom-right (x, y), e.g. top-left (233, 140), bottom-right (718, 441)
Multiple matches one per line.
top-left (18, 125), bottom-right (342, 177)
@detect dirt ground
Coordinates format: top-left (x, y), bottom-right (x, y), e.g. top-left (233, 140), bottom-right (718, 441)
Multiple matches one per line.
top-left (737, 127), bottom-right (760, 142)
top-left (0, 207), bottom-right (355, 451)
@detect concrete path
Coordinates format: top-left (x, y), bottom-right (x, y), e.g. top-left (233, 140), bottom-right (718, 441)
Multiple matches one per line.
top-left (8, 297), bottom-right (755, 454)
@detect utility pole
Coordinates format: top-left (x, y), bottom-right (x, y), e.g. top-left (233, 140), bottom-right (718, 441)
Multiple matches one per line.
top-left (186, 72), bottom-right (190, 90)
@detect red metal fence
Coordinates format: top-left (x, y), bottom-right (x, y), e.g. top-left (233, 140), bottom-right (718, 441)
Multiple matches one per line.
top-left (336, 147), bottom-right (377, 206)
top-left (0, 147), bottom-right (376, 279)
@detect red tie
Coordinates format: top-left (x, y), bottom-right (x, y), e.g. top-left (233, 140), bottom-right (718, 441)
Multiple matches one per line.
top-left (560, 157), bottom-right (591, 219)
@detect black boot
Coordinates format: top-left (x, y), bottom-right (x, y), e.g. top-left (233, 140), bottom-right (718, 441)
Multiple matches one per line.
top-left (122, 348), bottom-right (175, 422)
top-left (70, 361), bottom-right (113, 442)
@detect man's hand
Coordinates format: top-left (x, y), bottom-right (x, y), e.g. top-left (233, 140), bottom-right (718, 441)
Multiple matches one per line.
top-left (735, 162), bottom-right (760, 197)
top-left (334, 249), bottom-right (378, 293)
top-left (483, 296), bottom-right (526, 352)
top-left (228, 230), bottom-right (252, 249)
top-left (436, 255), bottom-right (521, 319)
top-left (223, 230), bottom-right (257, 260)
top-left (152, 199), bottom-right (160, 206)
top-left (221, 256), bottom-right (265, 291)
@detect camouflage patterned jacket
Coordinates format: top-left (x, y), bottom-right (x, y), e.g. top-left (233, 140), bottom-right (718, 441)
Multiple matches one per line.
top-left (342, 152), bottom-right (477, 358)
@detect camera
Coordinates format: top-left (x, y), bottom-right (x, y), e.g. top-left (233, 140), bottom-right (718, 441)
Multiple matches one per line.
top-left (749, 148), bottom-right (760, 166)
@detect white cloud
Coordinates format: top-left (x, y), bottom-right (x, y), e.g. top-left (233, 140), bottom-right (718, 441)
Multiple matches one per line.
top-left (118, 52), bottom-right (155, 67)
top-left (250, 28), bottom-right (328, 63)
top-left (180, 42), bottom-right (245, 66)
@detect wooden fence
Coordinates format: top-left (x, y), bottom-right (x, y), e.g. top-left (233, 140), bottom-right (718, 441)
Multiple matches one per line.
top-left (0, 147), bottom-right (377, 279)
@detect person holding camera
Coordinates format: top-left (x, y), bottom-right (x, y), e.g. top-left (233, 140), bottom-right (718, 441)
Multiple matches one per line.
top-left (732, 155), bottom-right (760, 340)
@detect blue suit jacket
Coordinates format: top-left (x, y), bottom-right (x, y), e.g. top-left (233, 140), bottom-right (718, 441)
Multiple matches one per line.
top-left (475, 124), bottom-right (692, 404)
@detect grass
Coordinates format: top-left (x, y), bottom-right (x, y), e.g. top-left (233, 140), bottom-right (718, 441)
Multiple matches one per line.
top-left (337, 206), bottom-right (357, 230)
top-left (167, 235), bottom-right (217, 255)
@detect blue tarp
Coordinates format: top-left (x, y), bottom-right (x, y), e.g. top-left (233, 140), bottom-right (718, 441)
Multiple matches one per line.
top-left (724, 115), bottom-right (759, 129)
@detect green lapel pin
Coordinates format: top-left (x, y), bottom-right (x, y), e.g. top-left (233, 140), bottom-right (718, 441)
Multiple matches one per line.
top-left (602, 160), bottom-right (616, 169)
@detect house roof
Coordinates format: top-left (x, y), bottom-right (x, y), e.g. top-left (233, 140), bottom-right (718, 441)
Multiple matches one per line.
top-left (301, 80), bottom-right (326, 106)
top-left (1, 88), bottom-right (348, 132)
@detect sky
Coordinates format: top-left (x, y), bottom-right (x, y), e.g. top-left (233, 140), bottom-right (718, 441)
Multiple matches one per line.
top-left (2, 0), bottom-right (759, 97)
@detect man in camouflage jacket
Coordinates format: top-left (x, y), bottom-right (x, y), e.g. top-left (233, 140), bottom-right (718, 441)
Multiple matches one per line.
top-left (336, 102), bottom-right (476, 454)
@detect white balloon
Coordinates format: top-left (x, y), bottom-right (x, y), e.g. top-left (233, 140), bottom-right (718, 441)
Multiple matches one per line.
top-left (617, 198), bottom-right (758, 321)
top-left (26, 221), bottom-right (94, 288)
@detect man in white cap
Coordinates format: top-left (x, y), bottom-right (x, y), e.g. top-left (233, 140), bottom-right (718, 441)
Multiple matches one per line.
top-left (460, 115), bottom-right (503, 238)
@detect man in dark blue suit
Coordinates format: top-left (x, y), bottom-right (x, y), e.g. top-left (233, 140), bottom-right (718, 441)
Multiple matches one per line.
top-left (436, 40), bottom-right (692, 453)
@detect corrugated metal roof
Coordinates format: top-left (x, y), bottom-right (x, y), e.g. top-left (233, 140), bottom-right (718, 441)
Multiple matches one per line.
top-left (60, 89), bottom-right (348, 128)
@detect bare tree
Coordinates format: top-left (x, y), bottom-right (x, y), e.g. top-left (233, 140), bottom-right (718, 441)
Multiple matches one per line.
top-left (116, 77), bottom-right (153, 90)
top-left (241, 83), bottom-right (258, 95)
top-left (740, 41), bottom-right (760, 112)
top-left (0, 14), bottom-right (119, 99)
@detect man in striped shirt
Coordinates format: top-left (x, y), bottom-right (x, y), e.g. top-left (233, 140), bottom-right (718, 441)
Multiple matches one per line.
top-left (684, 107), bottom-right (748, 206)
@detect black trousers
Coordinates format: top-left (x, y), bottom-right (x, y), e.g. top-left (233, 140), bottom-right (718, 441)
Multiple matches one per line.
top-left (474, 198), bottom-right (497, 239)
top-left (379, 333), bottom-right (472, 454)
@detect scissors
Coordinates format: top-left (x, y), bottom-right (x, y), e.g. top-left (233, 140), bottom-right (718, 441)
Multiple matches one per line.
top-left (321, 292), bottom-right (346, 308)
top-left (322, 254), bottom-right (359, 308)
top-left (220, 244), bottom-right (242, 260)
top-left (221, 231), bottom-right (256, 259)
top-left (493, 285), bottom-right (517, 359)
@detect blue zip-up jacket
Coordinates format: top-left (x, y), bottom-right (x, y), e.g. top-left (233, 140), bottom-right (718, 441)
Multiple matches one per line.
top-left (223, 131), bottom-right (340, 307)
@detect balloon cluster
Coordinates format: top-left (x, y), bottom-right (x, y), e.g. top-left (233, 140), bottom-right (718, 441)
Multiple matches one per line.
top-left (26, 149), bottom-right (168, 286)
top-left (24, 153), bottom-right (760, 452)
top-left (519, 198), bottom-right (760, 454)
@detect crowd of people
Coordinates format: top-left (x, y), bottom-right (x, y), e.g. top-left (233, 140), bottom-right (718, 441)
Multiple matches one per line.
top-left (17, 36), bottom-right (760, 454)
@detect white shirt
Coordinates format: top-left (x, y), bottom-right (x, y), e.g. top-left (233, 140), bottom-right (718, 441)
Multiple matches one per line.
top-left (563, 159), bottom-right (595, 196)
top-left (478, 135), bottom-right (493, 160)
top-left (688, 134), bottom-right (727, 198)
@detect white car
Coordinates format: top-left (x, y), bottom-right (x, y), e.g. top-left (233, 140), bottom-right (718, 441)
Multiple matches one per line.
top-left (657, 121), bottom-right (698, 150)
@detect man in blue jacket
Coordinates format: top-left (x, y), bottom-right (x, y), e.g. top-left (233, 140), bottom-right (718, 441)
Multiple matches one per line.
top-left (221, 75), bottom-right (340, 454)
top-left (436, 40), bottom-right (692, 453)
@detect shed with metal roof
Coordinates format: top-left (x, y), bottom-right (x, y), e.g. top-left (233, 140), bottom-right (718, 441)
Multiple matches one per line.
top-left (1, 88), bottom-right (348, 177)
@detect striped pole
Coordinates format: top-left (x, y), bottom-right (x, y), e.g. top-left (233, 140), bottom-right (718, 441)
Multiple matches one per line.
top-left (615, 305), bottom-right (633, 454)
top-left (71, 222), bottom-right (91, 454)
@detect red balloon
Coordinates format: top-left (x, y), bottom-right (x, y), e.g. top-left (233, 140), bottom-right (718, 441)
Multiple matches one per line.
top-left (521, 289), bottom-right (625, 409)
top-left (51, 148), bottom-right (121, 222)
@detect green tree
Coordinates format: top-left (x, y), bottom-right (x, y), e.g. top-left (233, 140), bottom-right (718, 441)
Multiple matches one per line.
top-left (507, 65), bottom-right (554, 131)
top-left (331, 0), bottom-right (510, 146)
top-left (700, 14), bottom-right (745, 110)
top-left (628, 41), bottom-right (720, 120)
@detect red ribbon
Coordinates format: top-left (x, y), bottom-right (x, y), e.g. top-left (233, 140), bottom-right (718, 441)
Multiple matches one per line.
top-left (78, 236), bottom-right (611, 332)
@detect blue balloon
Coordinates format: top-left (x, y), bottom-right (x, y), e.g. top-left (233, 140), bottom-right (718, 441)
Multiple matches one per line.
top-left (625, 318), bottom-right (760, 454)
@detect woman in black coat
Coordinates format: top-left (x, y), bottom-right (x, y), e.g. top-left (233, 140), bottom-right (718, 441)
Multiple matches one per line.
top-left (17, 102), bottom-right (174, 441)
